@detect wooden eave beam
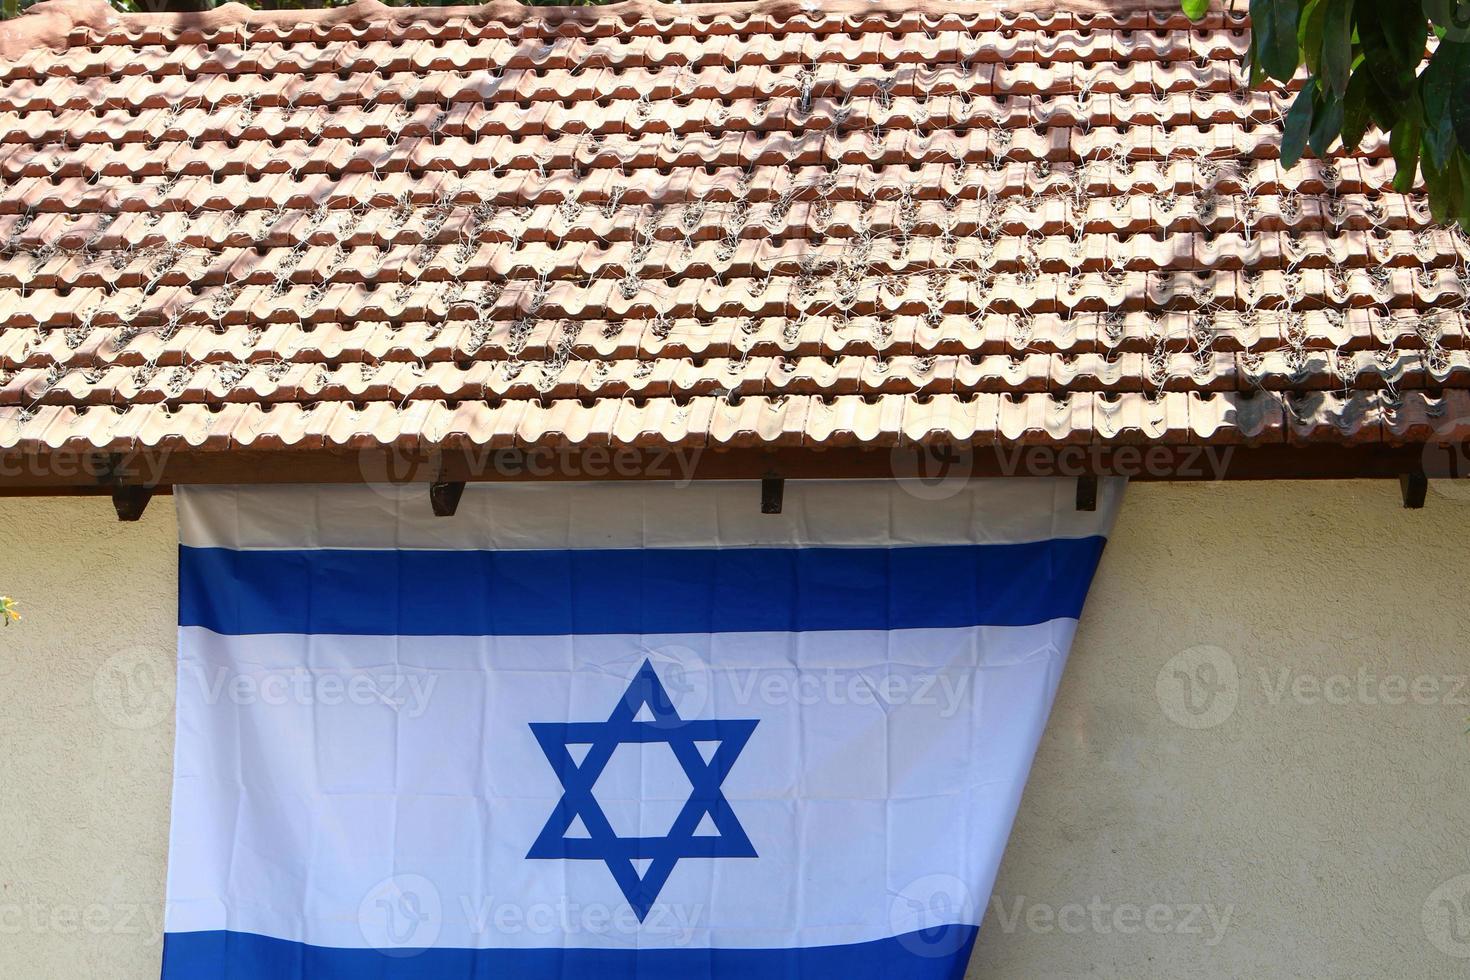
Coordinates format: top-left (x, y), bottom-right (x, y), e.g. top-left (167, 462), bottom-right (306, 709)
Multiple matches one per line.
top-left (0, 443), bottom-right (1459, 496)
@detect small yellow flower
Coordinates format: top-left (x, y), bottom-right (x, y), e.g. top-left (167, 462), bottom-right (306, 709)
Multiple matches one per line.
top-left (0, 596), bottom-right (18, 625)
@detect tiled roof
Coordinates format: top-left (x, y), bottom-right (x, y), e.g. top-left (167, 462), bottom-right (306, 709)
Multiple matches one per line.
top-left (0, 0), bottom-right (1467, 483)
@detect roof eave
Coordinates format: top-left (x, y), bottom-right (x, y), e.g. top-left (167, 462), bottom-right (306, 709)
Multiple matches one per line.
top-left (0, 441), bottom-right (1459, 496)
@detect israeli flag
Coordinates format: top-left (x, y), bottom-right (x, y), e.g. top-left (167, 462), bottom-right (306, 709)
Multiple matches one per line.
top-left (163, 478), bottom-right (1122, 978)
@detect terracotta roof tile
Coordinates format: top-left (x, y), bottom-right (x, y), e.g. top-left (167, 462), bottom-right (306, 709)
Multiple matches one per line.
top-left (0, 0), bottom-right (1462, 464)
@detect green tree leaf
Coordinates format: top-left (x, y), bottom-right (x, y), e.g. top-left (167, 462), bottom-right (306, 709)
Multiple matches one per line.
top-left (1182, 0), bottom-right (1211, 20)
top-left (1459, 152), bottom-right (1470, 224)
top-left (1422, 154), bottom-right (1461, 223)
top-left (1175, 0), bottom-right (1464, 227)
top-left (1282, 82), bottom-right (1317, 168)
top-left (1320, 0), bottom-right (1356, 98)
top-left (1254, 0), bottom-right (1305, 81)
top-left (1340, 67), bottom-right (1373, 150)
top-left (1358, 3), bottom-right (1420, 104)
top-left (1390, 117), bottom-right (1422, 192)
top-left (1359, 62), bottom-right (1404, 130)
top-left (1380, 1), bottom-right (1430, 69)
top-left (1421, 44), bottom-right (1469, 167)
top-left (1449, 44), bottom-right (1470, 153)
top-left (1300, 0), bottom-right (1328, 74)
top-left (1310, 87), bottom-right (1345, 156)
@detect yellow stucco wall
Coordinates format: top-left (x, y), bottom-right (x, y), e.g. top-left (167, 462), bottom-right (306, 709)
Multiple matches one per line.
top-left (1, 481), bottom-right (1467, 978)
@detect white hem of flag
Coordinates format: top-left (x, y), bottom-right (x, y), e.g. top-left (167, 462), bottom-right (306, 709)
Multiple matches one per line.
top-left (177, 478), bottom-right (1125, 552)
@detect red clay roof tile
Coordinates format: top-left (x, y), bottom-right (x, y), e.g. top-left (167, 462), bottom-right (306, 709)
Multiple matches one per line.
top-left (0, 0), bottom-right (1462, 465)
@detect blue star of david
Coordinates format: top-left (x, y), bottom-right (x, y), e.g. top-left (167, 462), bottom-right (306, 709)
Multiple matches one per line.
top-left (527, 660), bottom-right (758, 920)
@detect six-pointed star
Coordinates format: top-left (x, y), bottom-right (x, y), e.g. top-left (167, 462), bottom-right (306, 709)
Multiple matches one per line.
top-left (527, 660), bottom-right (758, 920)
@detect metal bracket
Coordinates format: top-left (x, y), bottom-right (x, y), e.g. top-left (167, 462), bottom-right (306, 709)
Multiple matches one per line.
top-left (1075, 475), bottom-right (1098, 512)
top-left (1400, 472), bottom-right (1428, 509)
top-left (761, 476), bottom-right (785, 515)
top-left (111, 485), bottom-right (153, 522)
top-left (430, 481), bottom-right (466, 517)
top-left (96, 452), bottom-right (154, 522)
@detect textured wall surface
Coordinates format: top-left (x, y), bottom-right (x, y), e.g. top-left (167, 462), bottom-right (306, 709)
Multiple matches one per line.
top-left (0, 481), bottom-right (1467, 979)
top-left (0, 491), bottom-right (177, 980)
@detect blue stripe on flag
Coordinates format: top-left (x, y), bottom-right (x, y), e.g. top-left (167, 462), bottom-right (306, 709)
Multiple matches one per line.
top-left (178, 538), bottom-right (1106, 636)
top-left (161, 927), bottom-right (978, 980)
